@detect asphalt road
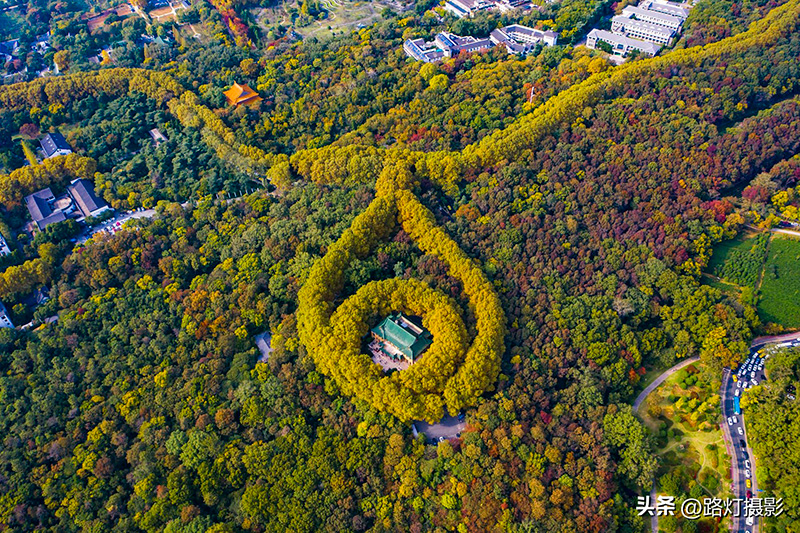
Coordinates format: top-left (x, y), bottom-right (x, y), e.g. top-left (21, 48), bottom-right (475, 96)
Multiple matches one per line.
top-left (633, 356), bottom-right (700, 413)
top-left (637, 333), bottom-right (800, 533)
top-left (414, 415), bottom-right (466, 442)
top-left (77, 209), bottom-right (156, 244)
top-left (721, 334), bottom-right (800, 533)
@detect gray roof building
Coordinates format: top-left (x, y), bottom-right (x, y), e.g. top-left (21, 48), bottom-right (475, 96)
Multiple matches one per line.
top-left (490, 24), bottom-right (558, 55)
top-left (39, 132), bottom-right (73, 159)
top-left (611, 14), bottom-right (676, 45)
top-left (0, 301), bottom-right (13, 329)
top-left (586, 28), bottom-right (662, 56)
top-left (24, 188), bottom-right (67, 230)
top-left (637, 0), bottom-right (690, 20)
top-left (621, 5), bottom-right (685, 30)
top-left (68, 179), bottom-right (111, 219)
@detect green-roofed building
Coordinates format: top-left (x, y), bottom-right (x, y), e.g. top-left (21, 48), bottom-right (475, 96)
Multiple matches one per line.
top-left (370, 313), bottom-right (432, 363)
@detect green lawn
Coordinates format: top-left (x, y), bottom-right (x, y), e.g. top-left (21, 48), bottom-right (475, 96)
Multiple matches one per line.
top-left (638, 365), bottom-right (734, 531)
top-left (758, 235), bottom-right (800, 328)
top-left (706, 230), bottom-right (761, 274)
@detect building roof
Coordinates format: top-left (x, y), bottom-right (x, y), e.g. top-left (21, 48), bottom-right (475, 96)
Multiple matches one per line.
top-left (68, 179), bottom-right (108, 217)
top-left (612, 14), bottom-right (676, 38)
top-left (149, 128), bottom-right (168, 143)
top-left (587, 28), bottom-right (662, 55)
top-left (25, 188), bottom-right (56, 223)
top-left (622, 5), bottom-right (685, 26)
top-left (39, 132), bottom-right (72, 158)
top-left (371, 313), bottom-right (432, 361)
top-left (224, 82), bottom-right (262, 106)
top-left (638, 0), bottom-right (690, 19)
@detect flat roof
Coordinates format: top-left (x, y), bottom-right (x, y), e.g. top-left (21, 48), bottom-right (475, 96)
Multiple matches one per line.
top-left (587, 29), bottom-right (662, 54)
top-left (613, 15), bottom-right (676, 37)
top-left (623, 5), bottom-right (685, 25)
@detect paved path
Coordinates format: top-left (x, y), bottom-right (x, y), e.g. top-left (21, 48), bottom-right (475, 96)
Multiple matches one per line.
top-left (632, 356), bottom-right (701, 413)
top-left (77, 209), bottom-right (156, 243)
top-left (632, 355), bottom-right (699, 533)
top-left (745, 223), bottom-right (800, 239)
top-left (632, 331), bottom-right (799, 533)
top-left (414, 415), bottom-right (466, 442)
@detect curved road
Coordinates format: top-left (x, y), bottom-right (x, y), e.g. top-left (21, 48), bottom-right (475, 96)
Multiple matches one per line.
top-left (634, 334), bottom-right (800, 533)
top-left (633, 356), bottom-right (701, 413)
top-left (633, 356), bottom-right (699, 533)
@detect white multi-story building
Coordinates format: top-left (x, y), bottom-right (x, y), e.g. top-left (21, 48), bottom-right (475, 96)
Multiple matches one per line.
top-left (490, 25), bottom-right (558, 55)
top-left (621, 5), bottom-right (685, 31)
top-left (611, 14), bottom-right (676, 45)
top-left (0, 233), bottom-right (10, 257)
top-left (403, 32), bottom-right (493, 62)
top-left (0, 301), bottom-right (14, 329)
top-left (443, 0), bottom-right (494, 18)
top-left (403, 38), bottom-right (446, 62)
top-left (435, 32), bottom-right (494, 56)
top-left (638, 0), bottom-right (690, 20)
top-left (586, 29), bottom-right (662, 56)
top-left (443, 0), bottom-right (532, 17)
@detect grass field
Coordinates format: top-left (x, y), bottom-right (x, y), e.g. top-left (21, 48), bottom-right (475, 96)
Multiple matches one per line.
top-left (706, 230), bottom-right (761, 274)
top-left (251, 0), bottom-right (385, 42)
top-left (638, 365), bottom-right (734, 530)
top-left (758, 235), bottom-right (800, 328)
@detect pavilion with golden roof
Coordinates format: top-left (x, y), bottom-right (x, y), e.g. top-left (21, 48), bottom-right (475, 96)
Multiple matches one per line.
top-left (224, 82), bottom-right (262, 106)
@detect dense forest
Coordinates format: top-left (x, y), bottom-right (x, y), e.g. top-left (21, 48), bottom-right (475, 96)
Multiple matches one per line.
top-left (0, 0), bottom-right (799, 530)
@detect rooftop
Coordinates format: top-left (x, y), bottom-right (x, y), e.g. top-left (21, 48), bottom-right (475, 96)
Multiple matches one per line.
top-left (588, 28), bottom-right (663, 55)
top-left (68, 178), bottom-right (108, 218)
top-left (612, 14), bottom-right (677, 37)
top-left (622, 5), bottom-right (685, 25)
top-left (224, 82), bottom-right (262, 106)
top-left (371, 313), bottom-right (432, 361)
top-left (39, 132), bottom-right (72, 158)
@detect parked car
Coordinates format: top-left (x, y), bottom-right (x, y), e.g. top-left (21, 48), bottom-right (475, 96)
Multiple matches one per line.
top-left (745, 469), bottom-right (751, 478)
top-left (727, 417), bottom-right (733, 425)
top-left (733, 416), bottom-right (738, 424)
top-left (745, 459), bottom-right (751, 469)
top-left (746, 479), bottom-right (752, 489)
top-left (738, 427), bottom-right (744, 435)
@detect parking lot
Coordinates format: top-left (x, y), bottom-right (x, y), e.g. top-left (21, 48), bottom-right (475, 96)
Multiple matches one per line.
top-left (78, 208), bottom-right (156, 243)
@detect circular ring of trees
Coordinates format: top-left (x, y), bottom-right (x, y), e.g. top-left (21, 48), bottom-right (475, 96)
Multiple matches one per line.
top-left (298, 181), bottom-right (506, 422)
top-left (329, 278), bottom-right (469, 417)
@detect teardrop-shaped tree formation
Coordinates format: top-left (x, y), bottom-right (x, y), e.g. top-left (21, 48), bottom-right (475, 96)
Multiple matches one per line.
top-left (296, 164), bottom-right (506, 422)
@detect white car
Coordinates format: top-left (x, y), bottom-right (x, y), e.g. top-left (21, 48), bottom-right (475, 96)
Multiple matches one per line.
top-left (727, 417), bottom-right (733, 425)
top-left (745, 459), bottom-right (751, 469)
top-left (745, 469), bottom-right (751, 478)
top-left (733, 416), bottom-right (739, 424)
top-left (746, 516), bottom-right (754, 526)
top-left (738, 427), bottom-right (744, 435)
top-left (737, 380), bottom-right (742, 388)
top-left (735, 389), bottom-right (741, 397)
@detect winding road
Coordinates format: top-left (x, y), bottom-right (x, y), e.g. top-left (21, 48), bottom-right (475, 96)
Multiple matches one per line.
top-left (632, 356), bottom-right (700, 413)
top-left (635, 332), bottom-right (800, 533)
